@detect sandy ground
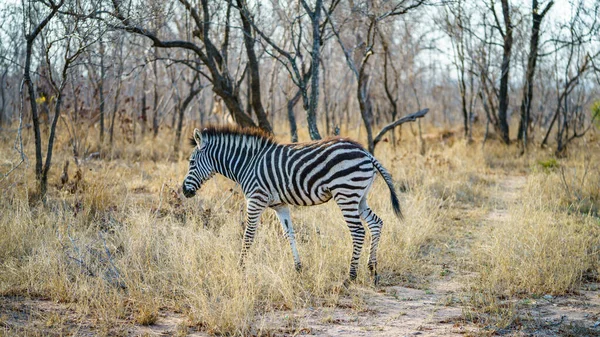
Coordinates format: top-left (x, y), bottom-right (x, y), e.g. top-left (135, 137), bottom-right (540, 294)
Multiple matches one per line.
top-left (2, 175), bottom-right (600, 336)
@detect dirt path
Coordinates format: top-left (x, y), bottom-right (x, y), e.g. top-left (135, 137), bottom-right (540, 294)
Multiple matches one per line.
top-left (254, 281), bottom-right (470, 336)
top-left (485, 175), bottom-right (526, 223)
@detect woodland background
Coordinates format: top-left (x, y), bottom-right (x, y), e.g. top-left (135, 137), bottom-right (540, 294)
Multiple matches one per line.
top-left (1, 0), bottom-right (600, 336)
top-left (0, 0), bottom-right (599, 198)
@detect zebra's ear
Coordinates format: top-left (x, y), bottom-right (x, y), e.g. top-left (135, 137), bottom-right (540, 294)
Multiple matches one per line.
top-left (193, 128), bottom-right (202, 146)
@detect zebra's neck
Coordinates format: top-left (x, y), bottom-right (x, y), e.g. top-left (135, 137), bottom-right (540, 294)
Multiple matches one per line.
top-left (207, 133), bottom-right (270, 186)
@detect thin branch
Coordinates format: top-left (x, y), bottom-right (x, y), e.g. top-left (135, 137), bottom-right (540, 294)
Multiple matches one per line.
top-left (373, 108), bottom-right (430, 146)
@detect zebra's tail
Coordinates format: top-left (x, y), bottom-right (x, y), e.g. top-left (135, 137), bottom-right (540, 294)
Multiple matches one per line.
top-left (371, 156), bottom-right (403, 220)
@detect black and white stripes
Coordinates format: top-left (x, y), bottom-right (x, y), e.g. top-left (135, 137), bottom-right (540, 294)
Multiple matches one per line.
top-left (182, 126), bottom-right (402, 284)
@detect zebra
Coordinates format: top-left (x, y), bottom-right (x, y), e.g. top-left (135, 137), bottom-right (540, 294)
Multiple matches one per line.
top-left (182, 126), bottom-right (402, 284)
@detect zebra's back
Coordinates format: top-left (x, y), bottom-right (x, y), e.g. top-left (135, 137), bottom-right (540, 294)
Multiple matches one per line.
top-left (256, 138), bottom-right (376, 207)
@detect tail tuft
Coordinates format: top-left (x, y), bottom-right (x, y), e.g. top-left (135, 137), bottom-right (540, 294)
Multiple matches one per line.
top-left (371, 155), bottom-right (403, 220)
top-left (390, 187), bottom-right (403, 220)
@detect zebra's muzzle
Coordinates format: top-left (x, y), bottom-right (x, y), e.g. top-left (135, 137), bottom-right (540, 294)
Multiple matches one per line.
top-left (182, 185), bottom-right (196, 198)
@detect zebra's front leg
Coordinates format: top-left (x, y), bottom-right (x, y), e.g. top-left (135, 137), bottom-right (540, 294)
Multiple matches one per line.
top-left (273, 205), bottom-right (302, 272)
top-left (239, 196), bottom-right (268, 267)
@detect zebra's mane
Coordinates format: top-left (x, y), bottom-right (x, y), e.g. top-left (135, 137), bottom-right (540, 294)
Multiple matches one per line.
top-left (192, 125), bottom-right (366, 149)
top-left (201, 125), bottom-right (276, 145)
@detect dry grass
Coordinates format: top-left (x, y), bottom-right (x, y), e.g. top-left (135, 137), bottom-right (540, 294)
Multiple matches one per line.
top-left (473, 147), bottom-right (600, 296)
top-left (465, 142), bottom-right (600, 331)
top-left (474, 201), bottom-right (598, 296)
top-left (1, 124), bottom-right (599, 335)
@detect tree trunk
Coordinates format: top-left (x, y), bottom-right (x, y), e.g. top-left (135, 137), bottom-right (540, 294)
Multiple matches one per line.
top-left (382, 38), bottom-right (398, 148)
top-left (40, 85), bottom-right (65, 199)
top-left (174, 103), bottom-right (186, 153)
top-left (322, 59), bottom-right (331, 135)
top-left (306, 0), bottom-right (323, 140)
top-left (23, 2), bottom-right (64, 199)
top-left (246, 71), bottom-right (251, 117)
top-left (236, 0), bottom-right (272, 133)
top-left (358, 72), bottom-right (374, 153)
top-left (0, 68), bottom-right (7, 126)
top-left (98, 38), bottom-right (106, 144)
top-left (213, 84), bottom-right (257, 128)
top-left (287, 89), bottom-right (301, 142)
top-left (459, 58), bottom-right (469, 139)
top-left (22, 0), bottom-right (66, 202)
top-left (25, 39), bottom-right (44, 186)
top-left (498, 0), bottom-right (513, 144)
top-left (152, 51), bottom-right (159, 138)
top-left (110, 35), bottom-right (125, 147)
top-left (199, 93), bottom-right (206, 125)
top-left (141, 71), bottom-right (147, 135)
top-left (518, 0), bottom-right (553, 151)
top-left (175, 82), bottom-right (202, 153)
top-left (109, 79), bottom-right (122, 146)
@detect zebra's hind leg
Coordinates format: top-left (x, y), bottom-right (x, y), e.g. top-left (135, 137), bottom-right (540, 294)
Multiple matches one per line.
top-left (239, 195), bottom-right (268, 268)
top-left (273, 205), bottom-right (302, 272)
top-left (335, 196), bottom-right (365, 284)
top-left (359, 198), bottom-right (384, 286)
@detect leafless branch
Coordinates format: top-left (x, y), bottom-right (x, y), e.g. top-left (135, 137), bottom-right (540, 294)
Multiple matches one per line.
top-left (373, 108), bottom-right (430, 147)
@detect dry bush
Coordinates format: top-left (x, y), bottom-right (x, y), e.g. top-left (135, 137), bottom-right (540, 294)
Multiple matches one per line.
top-left (472, 164), bottom-right (600, 297)
top-left (474, 206), bottom-right (598, 296)
top-left (463, 146), bottom-right (600, 332)
top-left (378, 187), bottom-right (445, 279)
top-left (387, 140), bottom-right (495, 208)
top-left (534, 152), bottom-right (600, 217)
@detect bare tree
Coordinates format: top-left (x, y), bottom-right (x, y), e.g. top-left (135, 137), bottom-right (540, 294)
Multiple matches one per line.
top-left (242, 0), bottom-right (341, 140)
top-left (23, 0), bottom-right (65, 200)
top-left (140, 65), bottom-right (148, 136)
top-left (152, 47), bottom-right (160, 138)
top-left (109, 31), bottom-right (127, 146)
top-left (540, 0), bottom-right (600, 154)
top-left (174, 73), bottom-right (204, 153)
top-left (490, 0), bottom-right (513, 144)
top-left (328, 0), bottom-right (427, 153)
top-left (380, 33), bottom-right (399, 146)
top-left (83, 34), bottom-right (107, 144)
top-left (10, 0), bottom-right (598, 174)
top-left (108, 0), bottom-right (272, 132)
top-left (0, 5), bottom-right (23, 127)
top-left (303, 0), bottom-right (324, 140)
top-left (518, 0), bottom-right (554, 152)
top-left (235, 0), bottom-right (271, 133)
top-left (441, 0), bottom-right (476, 141)
top-left (23, 0), bottom-right (97, 201)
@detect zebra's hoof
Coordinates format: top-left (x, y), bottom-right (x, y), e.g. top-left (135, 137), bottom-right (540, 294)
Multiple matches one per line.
top-left (372, 274), bottom-right (380, 286)
top-left (295, 263), bottom-right (303, 273)
top-left (343, 274), bottom-right (357, 288)
top-left (342, 278), bottom-right (351, 288)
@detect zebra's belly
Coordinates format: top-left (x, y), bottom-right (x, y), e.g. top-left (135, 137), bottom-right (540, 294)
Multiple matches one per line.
top-left (269, 186), bottom-right (332, 207)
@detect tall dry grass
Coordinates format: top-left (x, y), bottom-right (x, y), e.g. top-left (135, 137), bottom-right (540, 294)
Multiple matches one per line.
top-left (2, 123), bottom-right (599, 334)
top-left (472, 147), bottom-right (600, 296)
top-left (0, 126), bottom-right (449, 334)
top-left (466, 143), bottom-right (600, 330)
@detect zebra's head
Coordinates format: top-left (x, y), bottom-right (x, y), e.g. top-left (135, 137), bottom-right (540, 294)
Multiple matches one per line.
top-left (182, 128), bottom-right (214, 198)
